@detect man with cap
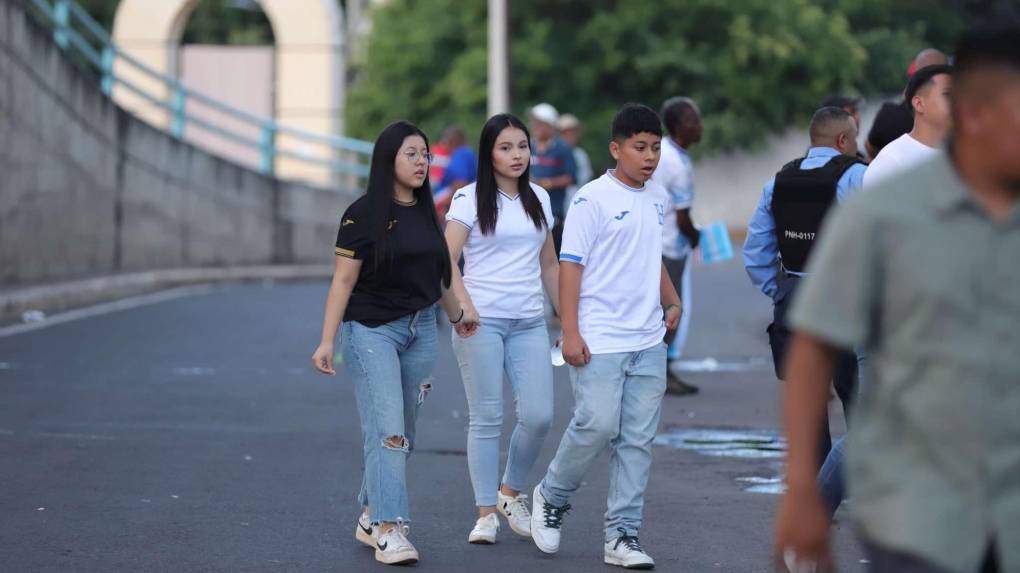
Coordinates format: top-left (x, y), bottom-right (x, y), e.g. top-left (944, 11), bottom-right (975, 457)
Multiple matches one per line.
top-left (864, 64), bottom-right (953, 190)
top-left (529, 103), bottom-right (576, 252)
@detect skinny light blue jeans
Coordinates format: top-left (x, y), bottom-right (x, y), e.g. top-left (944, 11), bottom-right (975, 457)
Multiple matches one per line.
top-left (451, 315), bottom-right (554, 506)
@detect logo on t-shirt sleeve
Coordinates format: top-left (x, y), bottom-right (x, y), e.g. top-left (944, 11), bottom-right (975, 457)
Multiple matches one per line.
top-left (573, 197), bottom-right (588, 205)
top-left (613, 211), bottom-right (630, 221)
top-left (453, 193), bottom-right (467, 200)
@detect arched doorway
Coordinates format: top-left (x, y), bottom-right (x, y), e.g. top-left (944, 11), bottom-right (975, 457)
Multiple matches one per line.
top-left (110, 0), bottom-right (345, 182)
top-left (177, 1), bottom-right (275, 168)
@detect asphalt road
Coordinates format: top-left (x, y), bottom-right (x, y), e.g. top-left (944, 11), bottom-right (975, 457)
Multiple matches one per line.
top-left (0, 259), bottom-right (865, 572)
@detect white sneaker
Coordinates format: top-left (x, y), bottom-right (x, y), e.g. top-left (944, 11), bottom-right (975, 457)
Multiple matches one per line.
top-left (530, 484), bottom-right (570, 554)
top-left (467, 513), bottom-right (500, 544)
top-left (375, 525), bottom-right (419, 566)
top-left (498, 490), bottom-right (532, 537)
top-left (604, 529), bottom-right (655, 569)
top-left (355, 511), bottom-right (376, 548)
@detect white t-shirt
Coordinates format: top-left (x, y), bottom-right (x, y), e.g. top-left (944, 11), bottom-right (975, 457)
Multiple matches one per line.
top-left (650, 139), bottom-right (695, 260)
top-left (863, 133), bottom-right (939, 191)
top-left (446, 182), bottom-right (554, 319)
top-left (560, 171), bottom-right (668, 354)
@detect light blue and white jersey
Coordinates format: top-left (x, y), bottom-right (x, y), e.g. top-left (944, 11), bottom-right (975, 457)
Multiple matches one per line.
top-left (650, 138), bottom-right (695, 260)
top-left (560, 171), bottom-right (668, 354)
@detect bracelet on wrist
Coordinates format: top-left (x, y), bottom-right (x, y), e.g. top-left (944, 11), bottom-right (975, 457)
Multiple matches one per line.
top-left (450, 309), bottom-right (465, 324)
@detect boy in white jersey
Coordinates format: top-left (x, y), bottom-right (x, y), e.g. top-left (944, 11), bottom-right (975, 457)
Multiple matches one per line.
top-left (531, 104), bottom-right (682, 570)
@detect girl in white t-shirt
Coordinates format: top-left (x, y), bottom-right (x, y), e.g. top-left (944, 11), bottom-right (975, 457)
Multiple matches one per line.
top-left (444, 114), bottom-right (561, 545)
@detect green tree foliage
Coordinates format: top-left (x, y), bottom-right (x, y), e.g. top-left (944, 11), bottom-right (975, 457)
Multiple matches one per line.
top-left (347, 0), bottom-right (1000, 163)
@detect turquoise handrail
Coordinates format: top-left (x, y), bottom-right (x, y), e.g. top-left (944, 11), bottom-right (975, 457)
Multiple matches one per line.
top-left (29, 0), bottom-right (373, 181)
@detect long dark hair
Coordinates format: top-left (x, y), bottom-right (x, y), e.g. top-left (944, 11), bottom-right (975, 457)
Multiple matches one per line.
top-left (476, 114), bottom-right (548, 236)
top-left (364, 120), bottom-right (452, 288)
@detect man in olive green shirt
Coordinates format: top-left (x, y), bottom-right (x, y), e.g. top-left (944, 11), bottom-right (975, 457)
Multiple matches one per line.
top-left (774, 24), bottom-right (1020, 573)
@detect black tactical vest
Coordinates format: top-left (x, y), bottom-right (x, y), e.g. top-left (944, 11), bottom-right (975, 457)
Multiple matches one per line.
top-left (770, 154), bottom-right (864, 273)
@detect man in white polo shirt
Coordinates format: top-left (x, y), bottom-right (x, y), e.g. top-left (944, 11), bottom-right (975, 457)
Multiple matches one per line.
top-left (653, 96), bottom-right (703, 395)
top-left (530, 104), bottom-right (681, 570)
top-left (864, 64), bottom-right (953, 190)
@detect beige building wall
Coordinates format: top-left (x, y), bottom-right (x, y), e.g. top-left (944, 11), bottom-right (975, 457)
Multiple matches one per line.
top-left (179, 45), bottom-right (273, 169)
top-left (110, 0), bottom-right (345, 184)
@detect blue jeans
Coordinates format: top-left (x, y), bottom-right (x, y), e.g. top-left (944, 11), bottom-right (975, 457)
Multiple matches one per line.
top-left (819, 435), bottom-right (847, 516)
top-left (818, 347), bottom-right (867, 516)
top-left (540, 343), bottom-right (667, 541)
top-left (452, 315), bottom-right (554, 506)
top-left (341, 306), bottom-right (437, 524)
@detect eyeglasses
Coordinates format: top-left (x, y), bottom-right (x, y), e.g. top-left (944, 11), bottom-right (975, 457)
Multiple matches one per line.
top-left (401, 150), bottom-right (434, 164)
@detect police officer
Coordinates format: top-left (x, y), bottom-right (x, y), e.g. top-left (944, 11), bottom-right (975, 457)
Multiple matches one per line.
top-left (742, 106), bottom-right (865, 465)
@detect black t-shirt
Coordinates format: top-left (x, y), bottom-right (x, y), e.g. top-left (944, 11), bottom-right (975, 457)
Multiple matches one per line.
top-left (334, 196), bottom-right (447, 327)
top-left (867, 100), bottom-right (913, 153)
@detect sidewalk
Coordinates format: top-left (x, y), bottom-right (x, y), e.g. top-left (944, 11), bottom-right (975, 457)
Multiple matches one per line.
top-left (0, 265), bottom-right (332, 325)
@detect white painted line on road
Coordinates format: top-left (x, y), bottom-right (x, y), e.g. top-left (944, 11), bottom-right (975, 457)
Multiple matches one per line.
top-left (37, 432), bottom-right (118, 441)
top-left (0, 285), bottom-right (215, 338)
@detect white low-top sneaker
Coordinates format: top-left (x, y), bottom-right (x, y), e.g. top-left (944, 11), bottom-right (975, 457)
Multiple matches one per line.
top-left (375, 525), bottom-right (418, 566)
top-left (467, 513), bottom-right (500, 544)
top-left (498, 490), bottom-right (532, 537)
top-left (355, 511), bottom-right (376, 548)
top-left (530, 484), bottom-right (570, 554)
top-left (604, 529), bottom-right (655, 570)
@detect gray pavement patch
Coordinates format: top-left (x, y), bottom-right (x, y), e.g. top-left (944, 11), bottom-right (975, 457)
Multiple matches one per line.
top-left (417, 448), bottom-right (468, 457)
top-left (172, 367), bottom-right (217, 376)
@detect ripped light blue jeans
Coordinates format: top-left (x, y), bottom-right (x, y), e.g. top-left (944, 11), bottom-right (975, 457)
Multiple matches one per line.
top-left (451, 315), bottom-right (554, 507)
top-left (341, 306), bottom-right (437, 524)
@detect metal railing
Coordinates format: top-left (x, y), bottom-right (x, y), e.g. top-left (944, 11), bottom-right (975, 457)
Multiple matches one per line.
top-left (28, 0), bottom-right (373, 180)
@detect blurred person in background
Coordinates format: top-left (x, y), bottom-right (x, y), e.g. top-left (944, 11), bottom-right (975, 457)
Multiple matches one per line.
top-left (866, 48), bottom-right (948, 160)
top-left (775, 23), bottom-right (1020, 573)
top-left (864, 65), bottom-right (953, 190)
top-left (652, 96), bottom-right (703, 395)
top-left (558, 113), bottom-right (593, 211)
top-left (529, 103), bottom-right (576, 252)
top-left (432, 125), bottom-right (477, 218)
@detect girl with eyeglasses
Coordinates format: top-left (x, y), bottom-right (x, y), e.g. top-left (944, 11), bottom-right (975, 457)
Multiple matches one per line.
top-left (444, 113), bottom-right (560, 544)
top-left (312, 120), bottom-right (479, 566)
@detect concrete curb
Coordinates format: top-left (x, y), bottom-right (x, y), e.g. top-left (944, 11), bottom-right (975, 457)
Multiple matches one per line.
top-left (0, 265), bottom-right (332, 324)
